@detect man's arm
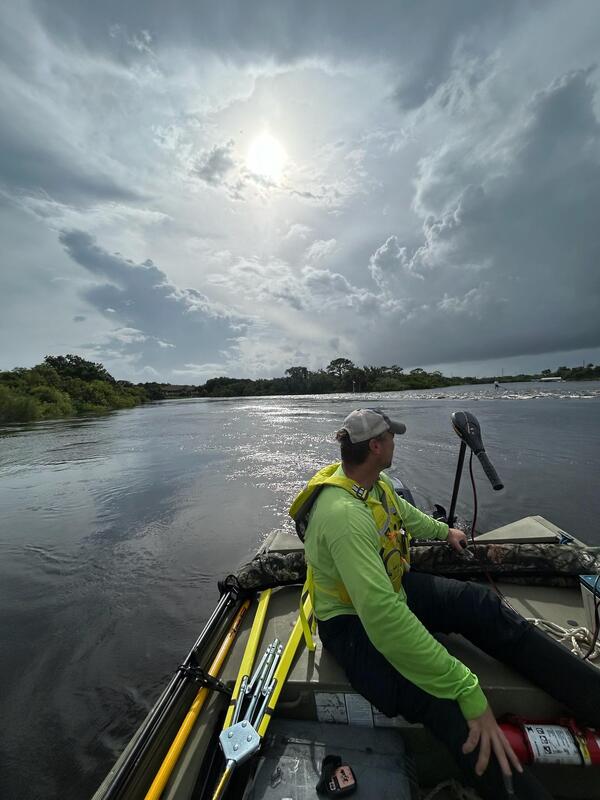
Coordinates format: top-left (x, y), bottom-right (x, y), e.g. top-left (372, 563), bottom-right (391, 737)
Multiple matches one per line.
top-left (380, 475), bottom-right (468, 547)
top-left (391, 485), bottom-right (449, 541)
top-left (326, 504), bottom-right (487, 720)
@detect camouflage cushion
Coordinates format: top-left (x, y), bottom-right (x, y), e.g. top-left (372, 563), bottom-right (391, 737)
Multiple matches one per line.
top-left (231, 543), bottom-right (599, 591)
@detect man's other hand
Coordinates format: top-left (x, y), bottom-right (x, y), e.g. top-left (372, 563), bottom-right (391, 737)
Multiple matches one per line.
top-left (447, 527), bottom-right (468, 552)
top-left (463, 704), bottom-right (523, 778)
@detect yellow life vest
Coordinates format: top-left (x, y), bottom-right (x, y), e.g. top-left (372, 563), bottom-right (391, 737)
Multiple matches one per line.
top-left (289, 462), bottom-right (411, 649)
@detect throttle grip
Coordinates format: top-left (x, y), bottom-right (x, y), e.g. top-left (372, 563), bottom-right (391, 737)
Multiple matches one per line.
top-left (477, 451), bottom-right (503, 490)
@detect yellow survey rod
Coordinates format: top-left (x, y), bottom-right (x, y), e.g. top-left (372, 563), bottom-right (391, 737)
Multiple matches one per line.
top-left (223, 588), bottom-right (272, 729)
top-left (144, 599), bottom-right (251, 800)
top-left (210, 591), bottom-right (313, 800)
top-left (210, 762), bottom-right (235, 800)
top-left (256, 591), bottom-right (312, 738)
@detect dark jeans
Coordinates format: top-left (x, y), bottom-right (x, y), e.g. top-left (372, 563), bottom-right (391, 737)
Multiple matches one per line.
top-left (318, 571), bottom-right (554, 800)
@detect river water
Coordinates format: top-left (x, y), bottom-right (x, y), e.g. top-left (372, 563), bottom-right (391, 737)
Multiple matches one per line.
top-left (1, 382), bottom-right (599, 799)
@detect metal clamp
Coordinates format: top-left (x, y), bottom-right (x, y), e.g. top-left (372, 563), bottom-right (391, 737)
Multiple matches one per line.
top-left (219, 719), bottom-right (261, 766)
top-left (219, 637), bottom-right (283, 765)
top-left (178, 665), bottom-right (232, 696)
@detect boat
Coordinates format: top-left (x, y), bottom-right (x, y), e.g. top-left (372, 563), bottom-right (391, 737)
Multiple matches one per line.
top-left (92, 412), bottom-right (600, 800)
top-left (539, 377), bottom-right (564, 383)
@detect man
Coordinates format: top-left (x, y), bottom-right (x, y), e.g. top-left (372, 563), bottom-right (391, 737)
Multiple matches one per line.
top-left (290, 408), bottom-right (599, 800)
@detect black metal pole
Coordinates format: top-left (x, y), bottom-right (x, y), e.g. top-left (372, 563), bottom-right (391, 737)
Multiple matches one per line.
top-left (447, 440), bottom-right (467, 527)
top-left (99, 589), bottom-right (242, 800)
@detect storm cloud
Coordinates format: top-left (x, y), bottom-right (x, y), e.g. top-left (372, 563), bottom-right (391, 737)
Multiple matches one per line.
top-left (362, 68), bottom-right (600, 366)
top-left (58, 230), bottom-right (248, 377)
top-left (1, 1), bottom-right (600, 380)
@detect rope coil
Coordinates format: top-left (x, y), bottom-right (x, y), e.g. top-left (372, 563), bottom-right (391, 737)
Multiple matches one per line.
top-left (526, 618), bottom-right (600, 660)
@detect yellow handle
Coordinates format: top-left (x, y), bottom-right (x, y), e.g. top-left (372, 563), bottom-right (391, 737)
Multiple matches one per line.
top-left (143, 599), bottom-right (250, 800)
top-left (208, 589), bottom-right (313, 796)
top-left (223, 588), bottom-right (272, 729)
top-left (257, 591), bottom-right (313, 738)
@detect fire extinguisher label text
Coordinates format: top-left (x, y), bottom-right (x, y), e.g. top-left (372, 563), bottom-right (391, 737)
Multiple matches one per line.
top-left (524, 725), bottom-right (582, 765)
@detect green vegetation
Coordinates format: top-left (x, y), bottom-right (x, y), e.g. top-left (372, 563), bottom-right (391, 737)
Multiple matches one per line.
top-left (0, 355), bottom-right (146, 424)
top-left (194, 360), bottom-right (599, 398)
top-left (197, 362), bottom-right (456, 397)
top-left (1, 355), bottom-right (598, 424)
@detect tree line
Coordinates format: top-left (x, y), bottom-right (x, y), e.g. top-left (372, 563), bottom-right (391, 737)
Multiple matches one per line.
top-left (1, 354), bottom-right (598, 424)
top-left (0, 355), bottom-right (146, 423)
top-left (178, 359), bottom-right (600, 398)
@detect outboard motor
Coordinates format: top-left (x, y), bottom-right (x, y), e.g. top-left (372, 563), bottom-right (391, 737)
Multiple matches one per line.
top-left (451, 411), bottom-right (503, 491)
top-left (391, 476), bottom-right (447, 521)
top-left (388, 475), bottom-right (417, 508)
top-left (446, 411), bottom-right (504, 527)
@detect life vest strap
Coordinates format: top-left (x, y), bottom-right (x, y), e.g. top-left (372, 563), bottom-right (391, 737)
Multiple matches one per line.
top-left (299, 566), bottom-right (316, 651)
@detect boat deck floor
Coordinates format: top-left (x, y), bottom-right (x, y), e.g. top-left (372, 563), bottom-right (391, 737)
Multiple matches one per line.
top-left (144, 516), bottom-right (600, 800)
top-left (213, 518), bottom-right (599, 799)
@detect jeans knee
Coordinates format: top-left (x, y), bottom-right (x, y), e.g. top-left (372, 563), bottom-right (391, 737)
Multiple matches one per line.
top-left (456, 581), bottom-right (527, 643)
top-left (465, 581), bottom-right (511, 617)
top-left (457, 580), bottom-right (497, 618)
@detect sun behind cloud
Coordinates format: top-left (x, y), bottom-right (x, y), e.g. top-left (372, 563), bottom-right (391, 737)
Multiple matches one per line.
top-left (246, 131), bottom-right (287, 181)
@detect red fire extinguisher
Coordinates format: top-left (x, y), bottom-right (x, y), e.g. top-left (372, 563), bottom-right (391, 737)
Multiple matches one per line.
top-left (500, 717), bottom-right (600, 766)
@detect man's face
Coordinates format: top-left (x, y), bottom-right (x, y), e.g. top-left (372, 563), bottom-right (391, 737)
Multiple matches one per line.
top-left (375, 430), bottom-right (395, 469)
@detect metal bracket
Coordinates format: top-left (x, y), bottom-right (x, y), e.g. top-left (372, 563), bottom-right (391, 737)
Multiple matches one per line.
top-left (219, 720), bottom-right (261, 766)
top-left (178, 665), bottom-right (232, 696)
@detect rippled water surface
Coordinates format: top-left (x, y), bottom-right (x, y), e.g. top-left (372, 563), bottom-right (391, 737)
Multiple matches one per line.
top-left (1, 383), bottom-right (599, 799)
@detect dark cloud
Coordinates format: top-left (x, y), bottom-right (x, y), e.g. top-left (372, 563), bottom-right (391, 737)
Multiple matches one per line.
top-left (0, 9), bottom-right (144, 205)
top-left (31, 0), bottom-right (522, 110)
top-left (365, 68), bottom-right (600, 366)
top-left (59, 229), bottom-right (247, 373)
top-left (195, 140), bottom-right (236, 186)
top-left (0, 121), bottom-right (141, 205)
top-left (3, 2), bottom-right (600, 378)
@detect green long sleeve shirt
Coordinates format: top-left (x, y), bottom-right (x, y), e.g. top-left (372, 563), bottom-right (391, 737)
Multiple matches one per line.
top-left (303, 465), bottom-right (488, 720)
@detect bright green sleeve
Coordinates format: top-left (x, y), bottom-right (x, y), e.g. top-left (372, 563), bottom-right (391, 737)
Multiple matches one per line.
top-left (381, 474), bottom-right (449, 541)
top-left (398, 495), bottom-right (449, 540)
top-left (326, 504), bottom-right (487, 720)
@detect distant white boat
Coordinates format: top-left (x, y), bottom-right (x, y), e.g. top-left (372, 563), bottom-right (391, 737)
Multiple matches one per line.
top-left (539, 376), bottom-right (563, 382)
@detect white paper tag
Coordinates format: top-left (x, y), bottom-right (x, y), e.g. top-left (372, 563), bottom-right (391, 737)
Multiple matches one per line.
top-left (372, 709), bottom-right (421, 728)
top-left (523, 724), bottom-right (582, 765)
top-left (315, 692), bottom-right (348, 724)
top-left (345, 693), bottom-right (374, 727)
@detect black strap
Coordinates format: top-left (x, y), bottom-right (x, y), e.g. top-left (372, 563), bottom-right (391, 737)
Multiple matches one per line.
top-left (177, 665), bottom-right (232, 696)
top-left (217, 573), bottom-right (243, 598)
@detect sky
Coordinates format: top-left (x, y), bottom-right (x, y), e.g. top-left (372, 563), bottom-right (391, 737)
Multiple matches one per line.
top-left (1, 1), bottom-right (600, 383)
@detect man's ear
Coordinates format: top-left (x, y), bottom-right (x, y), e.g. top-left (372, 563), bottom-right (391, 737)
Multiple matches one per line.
top-left (368, 437), bottom-right (379, 455)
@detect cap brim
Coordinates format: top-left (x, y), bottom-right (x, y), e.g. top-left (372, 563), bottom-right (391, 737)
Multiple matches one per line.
top-left (388, 420), bottom-right (406, 435)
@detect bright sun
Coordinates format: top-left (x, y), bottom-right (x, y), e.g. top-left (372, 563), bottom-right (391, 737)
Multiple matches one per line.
top-left (246, 132), bottom-right (287, 181)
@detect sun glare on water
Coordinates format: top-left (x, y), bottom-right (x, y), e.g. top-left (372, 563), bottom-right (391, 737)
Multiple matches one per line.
top-left (246, 132), bottom-right (287, 181)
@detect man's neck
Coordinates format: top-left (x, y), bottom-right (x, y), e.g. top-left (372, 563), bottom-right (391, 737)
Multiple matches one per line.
top-left (341, 460), bottom-right (381, 491)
